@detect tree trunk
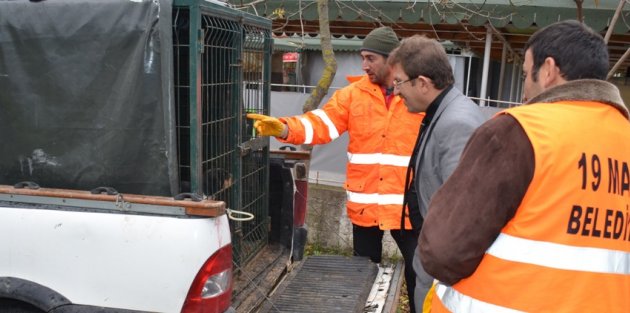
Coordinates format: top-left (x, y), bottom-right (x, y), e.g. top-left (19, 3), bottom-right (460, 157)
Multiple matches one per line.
top-left (575, 0), bottom-right (584, 22)
top-left (302, 0), bottom-right (337, 113)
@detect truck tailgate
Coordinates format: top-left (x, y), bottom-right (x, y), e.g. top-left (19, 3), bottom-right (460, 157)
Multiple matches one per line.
top-left (233, 245), bottom-right (404, 313)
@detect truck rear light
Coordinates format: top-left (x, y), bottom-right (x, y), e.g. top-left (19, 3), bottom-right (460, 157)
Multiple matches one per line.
top-left (181, 244), bottom-right (233, 313)
top-left (201, 269), bottom-right (230, 298)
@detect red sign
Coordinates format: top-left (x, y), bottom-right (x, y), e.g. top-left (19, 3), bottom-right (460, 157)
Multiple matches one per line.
top-left (282, 52), bottom-right (299, 63)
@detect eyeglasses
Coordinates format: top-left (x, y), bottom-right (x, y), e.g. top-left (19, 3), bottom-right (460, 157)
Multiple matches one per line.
top-left (393, 77), bottom-right (415, 89)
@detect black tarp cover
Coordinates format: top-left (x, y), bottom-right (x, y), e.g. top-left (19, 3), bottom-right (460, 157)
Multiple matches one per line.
top-left (0, 0), bottom-right (178, 196)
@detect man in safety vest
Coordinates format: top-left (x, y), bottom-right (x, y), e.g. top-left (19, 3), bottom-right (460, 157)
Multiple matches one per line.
top-left (247, 26), bottom-right (424, 312)
top-left (419, 20), bottom-right (630, 312)
top-left (387, 35), bottom-right (486, 313)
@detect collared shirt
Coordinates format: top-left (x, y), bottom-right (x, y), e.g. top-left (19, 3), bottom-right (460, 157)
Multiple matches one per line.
top-left (380, 86), bottom-right (395, 109)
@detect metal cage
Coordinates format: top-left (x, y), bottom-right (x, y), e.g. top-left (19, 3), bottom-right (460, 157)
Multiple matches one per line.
top-left (172, 0), bottom-right (271, 266)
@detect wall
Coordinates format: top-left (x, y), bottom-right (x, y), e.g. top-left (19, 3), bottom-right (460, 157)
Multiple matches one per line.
top-left (306, 183), bottom-right (401, 258)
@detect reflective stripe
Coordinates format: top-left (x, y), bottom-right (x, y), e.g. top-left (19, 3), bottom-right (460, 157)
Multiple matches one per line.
top-left (487, 233), bottom-right (630, 275)
top-left (299, 117), bottom-right (314, 144)
top-left (347, 152), bottom-right (411, 167)
top-left (346, 191), bottom-right (404, 205)
top-left (311, 109), bottom-right (340, 140)
top-left (436, 283), bottom-right (525, 313)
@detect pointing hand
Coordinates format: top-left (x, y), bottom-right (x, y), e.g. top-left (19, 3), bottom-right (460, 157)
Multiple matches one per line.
top-left (246, 113), bottom-right (288, 138)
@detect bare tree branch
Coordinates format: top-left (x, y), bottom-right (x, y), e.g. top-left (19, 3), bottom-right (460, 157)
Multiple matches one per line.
top-left (575, 0), bottom-right (584, 22)
top-left (302, 0), bottom-right (337, 113)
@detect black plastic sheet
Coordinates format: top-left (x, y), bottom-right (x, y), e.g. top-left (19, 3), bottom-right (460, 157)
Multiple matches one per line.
top-left (0, 0), bottom-right (178, 196)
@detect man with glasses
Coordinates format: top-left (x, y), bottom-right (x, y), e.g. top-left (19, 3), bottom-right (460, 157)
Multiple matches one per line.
top-left (388, 35), bottom-right (486, 312)
top-left (248, 27), bottom-right (424, 312)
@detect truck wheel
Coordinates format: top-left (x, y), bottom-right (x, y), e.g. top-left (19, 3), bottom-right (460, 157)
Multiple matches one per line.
top-left (0, 298), bottom-right (45, 313)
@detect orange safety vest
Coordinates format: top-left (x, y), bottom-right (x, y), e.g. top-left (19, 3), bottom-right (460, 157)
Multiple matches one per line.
top-left (279, 75), bottom-right (423, 229)
top-left (432, 101), bottom-right (630, 312)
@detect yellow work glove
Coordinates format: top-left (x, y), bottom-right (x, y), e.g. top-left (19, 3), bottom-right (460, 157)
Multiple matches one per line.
top-left (246, 113), bottom-right (288, 138)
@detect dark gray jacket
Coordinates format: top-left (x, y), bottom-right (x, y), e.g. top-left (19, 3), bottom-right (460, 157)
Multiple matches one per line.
top-left (414, 87), bottom-right (487, 217)
top-left (412, 87), bottom-right (486, 313)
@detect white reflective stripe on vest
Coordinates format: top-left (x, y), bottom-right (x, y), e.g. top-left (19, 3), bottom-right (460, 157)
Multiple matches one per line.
top-left (436, 283), bottom-right (525, 313)
top-left (311, 109), bottom-right (340, 140)
top-left (347, 152), bottom-right (410, 167)
top-left (488, 233), bottom-right (630, 275)
top-left (299, 117), bottom-right (314, 144)
top-left (346, 191), bottom-right (404, 205)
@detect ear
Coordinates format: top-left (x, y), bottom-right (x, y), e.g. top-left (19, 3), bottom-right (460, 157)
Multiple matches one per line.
top-left (418, 75), bottom-right (432, 90)
top-left (540, 57), bottom-right (565, 88)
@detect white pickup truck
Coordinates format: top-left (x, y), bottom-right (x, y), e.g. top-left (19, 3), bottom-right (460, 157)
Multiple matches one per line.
top-left (0, 1), bottom-right (404, 312)
top-left (0, 0), bottom-right (245, 312)
top-left (0, 184), bottom-right (233, 313)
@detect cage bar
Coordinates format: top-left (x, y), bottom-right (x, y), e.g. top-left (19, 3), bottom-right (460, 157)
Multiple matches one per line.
top-left (172, 0), bottom-right (271, 266)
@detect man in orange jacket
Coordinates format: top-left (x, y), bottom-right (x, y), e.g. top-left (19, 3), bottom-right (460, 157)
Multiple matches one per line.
top-left (420, 20), bottom-right (630, 312)
top-left (248, 26), bottom-right (424, 312)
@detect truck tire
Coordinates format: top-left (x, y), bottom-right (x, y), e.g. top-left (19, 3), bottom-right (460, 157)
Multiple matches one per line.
top-left (0, 298), bottom-right (45, 313)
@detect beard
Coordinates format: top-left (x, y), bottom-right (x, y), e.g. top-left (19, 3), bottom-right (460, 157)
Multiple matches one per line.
top-left (369, 68), bottom-right (387, 85)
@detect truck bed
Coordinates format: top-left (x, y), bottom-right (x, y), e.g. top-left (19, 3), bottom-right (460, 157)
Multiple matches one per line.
top-left (0, 185), bottom-right (231, 313)
top-left (232, 244), bottom-right (404, 313)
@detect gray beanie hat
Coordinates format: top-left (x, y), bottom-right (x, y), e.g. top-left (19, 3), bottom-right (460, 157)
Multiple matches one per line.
top-left (361, 26), bottom-right (399, 56)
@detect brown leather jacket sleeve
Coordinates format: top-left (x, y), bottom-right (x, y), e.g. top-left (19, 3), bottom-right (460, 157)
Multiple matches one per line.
top-left (418, 114), bottom-right (534, 285)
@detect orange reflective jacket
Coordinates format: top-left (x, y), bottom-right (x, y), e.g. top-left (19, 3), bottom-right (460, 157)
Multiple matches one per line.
top-left (432, 101), bottom-right (630, 312)
top-left (279, 75), bottom-right (423, 229)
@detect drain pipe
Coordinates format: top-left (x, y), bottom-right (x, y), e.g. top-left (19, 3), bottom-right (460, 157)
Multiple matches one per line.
top-left (497, 43), bottom-right (508, 102)
top-left (479, 25), bottom-right (493, 107)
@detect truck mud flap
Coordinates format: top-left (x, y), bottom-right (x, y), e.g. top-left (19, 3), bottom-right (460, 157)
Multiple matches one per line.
top-left (269, 149), bottom-right (311, 261)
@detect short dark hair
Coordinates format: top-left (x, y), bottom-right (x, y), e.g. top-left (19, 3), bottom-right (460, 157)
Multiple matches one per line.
top-left (388, 35), bottom-right (454, 89)
top-left (524, 20), bottom-right (609, 81)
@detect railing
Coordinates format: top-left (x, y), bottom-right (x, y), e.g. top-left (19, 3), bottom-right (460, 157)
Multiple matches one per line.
top-left (270, 83), bottom-right (523, 108)
top-left (468, 96), bottom-right (523, 108)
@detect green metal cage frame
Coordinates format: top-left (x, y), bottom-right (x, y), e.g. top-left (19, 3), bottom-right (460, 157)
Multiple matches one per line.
top-left (172, 0), bottom-right (272, 266)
